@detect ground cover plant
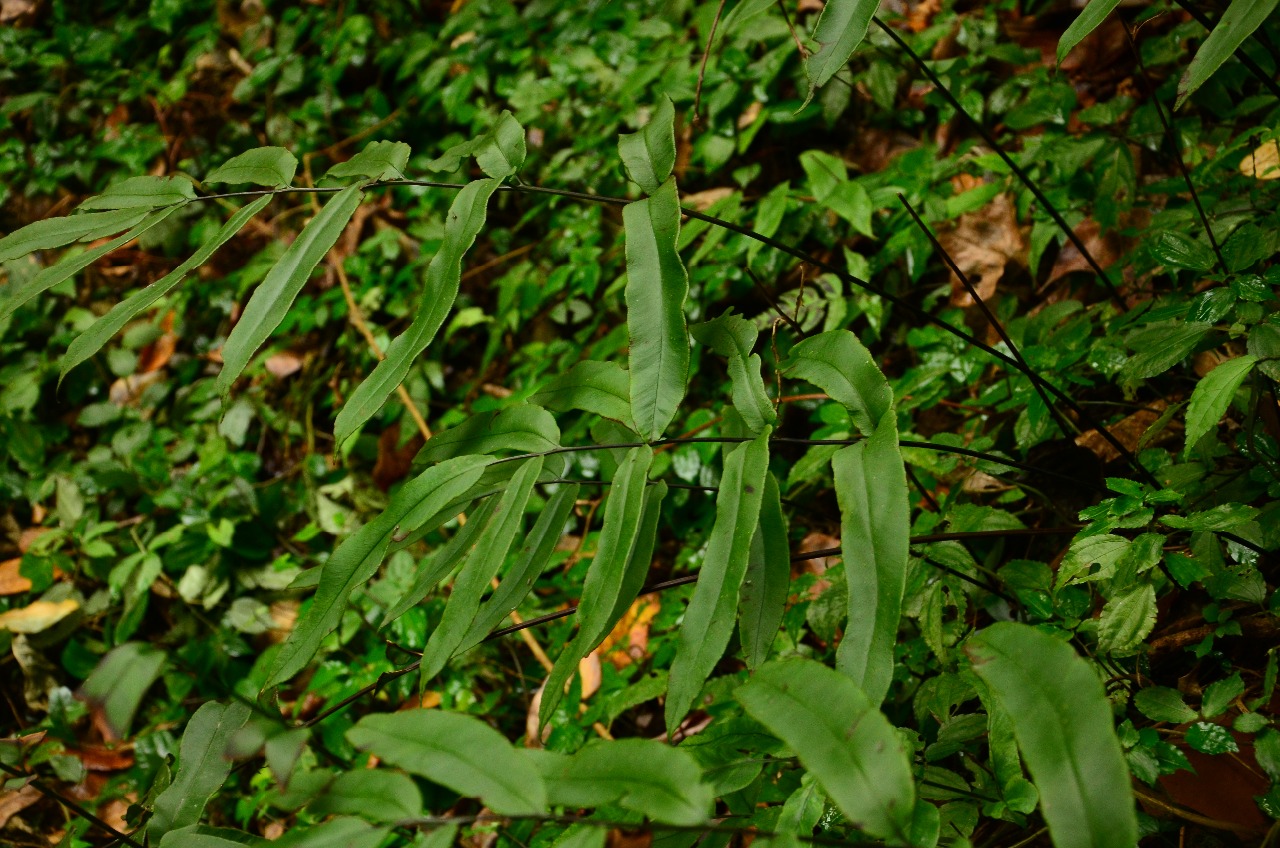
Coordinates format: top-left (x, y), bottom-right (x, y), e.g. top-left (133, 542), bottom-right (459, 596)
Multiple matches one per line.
top-left (1, 0), bottom-right (1279, 846)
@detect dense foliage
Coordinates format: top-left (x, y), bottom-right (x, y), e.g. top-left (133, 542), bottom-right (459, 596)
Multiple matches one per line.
top-left (2, 1), bottom-right (1279, 847)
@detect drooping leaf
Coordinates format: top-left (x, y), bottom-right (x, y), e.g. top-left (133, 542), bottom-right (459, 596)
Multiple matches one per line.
top-left (205, 147), bottom-right (298, 187)
top-left (334, 179), bottom-right (499, 445)
top-left (2, 207), bottom-right (175, 322)
top-left (691, 313), bottom-right (776, 435)
top-left (1057, 0), bottom-right (1125, 64)
top-left (79, 642), bottom-right (166, 738)
top-left (625, 178), bottom-right (690, 440)
top-left (737, 658), bottom-right (915, 841)
top-left (475, 111), bottom-right (527, 180)
top-left (457, 483), bottom-right (581, 654)
top-left (265, 455), bottom-right (490, 688)
top-left (784, 329), bottom-right (892, 436)
top-left (833, 413), bottom-right (909, 706)
top-left (308, 769), bottom-right (425, 823)
top-left (667, 429), bottom-right (771, 731)
top-left (803, 0), bottom-right (881, 106)
top-left (78, 175), bottom-right (195, 210)
top-left (1119, 321), bottom-right (1211, 384)
top-left (618, 97), bottom-right (676, 194)
top-left (738, 472), bottom-right (789, 671)
top-left (1177, 0), bottom-right (1280, 109)
top-left (0, 207), bottom-right (148, 263)
top-left (347, 709), bottom-right (547, 816)
top-left (1096, 581), bottom-right (1157, 656)
top-left (325, 140), bottom-right (411, 183)
top-left (528, 360), bottom-right (635, 427)
top-left (799, 150), bottom-right (873, 237)
top-left (419, 456), bottom-right (544, 684)
top-left (967, 623), bottom-right (1138, 848)
top-left (147, 701), bottom-right (253, 840)
top-left (1183, 355), bottom-right (1256, 456)
top-left (217, 182), bottom-right (364, 395)
top-left (61, 195), bottom-right (273, 381)
top-left (417, 405), bottom-right (560, 465)
top-left (528, 738), bottom-right (713, 825)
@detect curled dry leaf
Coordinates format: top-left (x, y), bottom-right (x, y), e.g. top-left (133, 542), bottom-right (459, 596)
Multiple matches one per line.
top-left (937, 192), bottom-right (1025, 307)
top-left (0, 559), bottom-right (30, 596)
top-left (1240, 138), bottom-right (1280, 180)
top-left (1045, 219), bottom-right (1124, 287)
top-left (0, 784), bottom-right (40, 830)
top-left (1075, 400), bottom-right (1172, 463)
top-left (0, 599), bottom-right (78, 633)
top-left (264, 351), bottom-right (304, 378)
top-left (596, 596), bottom-right (661, 669)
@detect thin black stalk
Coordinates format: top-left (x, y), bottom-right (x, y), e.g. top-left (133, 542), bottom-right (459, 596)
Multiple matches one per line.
top-left (745, 265), bottom-right (807, 337)
top-left (0, 761), bottom-right (145, 848)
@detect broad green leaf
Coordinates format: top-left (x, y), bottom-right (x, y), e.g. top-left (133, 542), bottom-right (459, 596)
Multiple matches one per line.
top-left (1177, 0), bottom-right (1280, 108)
top-left (833, 414), bottom-right (909, 706)
top-left (667, 429), bottom-right (770, 731)
top-left (1200, 672), bottom-right (1245, 718)
top-left (308, 769), bottom-right (424, 823)
top-left (528, 738), bottom-right (713, 825)
top-left (1056, 533), bottom-right (1130, 587)
top-left (158, 826), bottom-right (258, 848)
top-left (1133, 687), bottom-right (1198, 724)
top-left (265, 455), bottom-right (490, 688)
top-left (737, 658), bottom-right (915, 841)
top-left (1119, 321), bottom-right (1210, 384)
top-left (457, 483), bottom-right (581, 654)
top-left (1186, 722), bottom-right (1239, 754)
top-left (1057, 0), bottom-right (1124, 64)
top-left (78, 175), bottom-right (195, 210)
top-left (552, 825), bottom-right (606, 848)
top-left (217, 183), bottom-right (364, 395)
top-left (967, 623), bottom-right (1138, 848)
top-left (414, 824), bottom-right (459, 848)
top-left (541, 446), bottom-right (653, 728)
top-left (529, 360), bottom-right (634, 427)
top-left (1248, 322), bottom-right (1280, 381)
top-left (147, 701), bottom-right (253, 840)
top-left (205, 147), bottom-right (298, 187)
top-left (79, 642), bottom-right (166, 738)
top-left (0, 207), bottom-right (147, 263)
top-left (738, 472), bottom-right (789, 671)
top-left (61, 195), bottom-right (273, 381)
top-left (326, 140), bottom-right (411, 182)
top-left (803, 0), bottom-right (881, 106)
top-left (1096, 581), bottom-right (1157, 655)
top-left (419, 457), bottom-right (544, 684)
top-left (381, 497), bottom-right (496, 628)
top-left (475, 110), bottom-right (527, 179)
top-left (1150, 231), bottom-right (1216, 271)
top-left (2, 208), bottom-right (175, 321)
top-left (722, 0), bottom-right (778, 34)
top-left (691, 313), bottom-right (776, 434)
top-left (348, 709), bottom-right (547, 815)
top-left (418, 405), bottom-right (560, 465)
top-left (618, 97), bottom-right (676, 194)
top-left (799, 150), bottom-right (873, 237)
top-left (1183, 355), bottom-right (1255, 456)
top-left (271, 818), bottom-right (389, 848)
top-left (624, 177), bottom-right (690, 440)
top-left (334, 179), bottom-right (499, 445)
top-left (785, 329), bottom-right (892, 436)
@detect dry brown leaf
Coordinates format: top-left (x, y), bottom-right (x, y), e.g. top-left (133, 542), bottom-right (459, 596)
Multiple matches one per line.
top-left (578, 653), bottom-right (602, 700)
top-left (1239, 139), bottom-right (1280, 180)
top-left (135, 312), bottom-right (178, 374)
top-left (109, 371), bottom-right (166, 406)
top-left (682, 187), bottom-right (734, 211)
top-left (596, 596), bottom-right (661, 668)
top-left (0, 783), bottom-right (40, 829)
top-left (0, 559), bottom-right (31, 596)
top-left (264, 351), bottom-right (303, 378)
top-left (937, 192), bottom-right (1024, 306)
top-left (737, 101), bottom-right (763, 130)
top-left (372, 423), bottom-right (425, 491)
top-left (0, 0), bottom-right (37, 23)
top-left (607, 829), bottom-right (653, 848)
top-left (0, 599), bottom-right (78, 633)
top-left (1045, 219), bottom-right (1123, 287)
top-left (1075, 400), bottom-right (1171, 463)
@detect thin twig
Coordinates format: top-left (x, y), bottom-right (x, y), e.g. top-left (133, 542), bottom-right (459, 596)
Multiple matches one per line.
top-left (745, 265), bottom-right (806, 337)
top-left (0, 762), bottom-right (145, 848)
top-left (694, 0), bottom-right (728, 124)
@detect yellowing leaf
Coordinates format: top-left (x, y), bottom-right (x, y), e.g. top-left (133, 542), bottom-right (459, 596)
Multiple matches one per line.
top-left (0, 599), bottom-right (78, 633)
top-left (1239, 138), bottom-right (1280, 180)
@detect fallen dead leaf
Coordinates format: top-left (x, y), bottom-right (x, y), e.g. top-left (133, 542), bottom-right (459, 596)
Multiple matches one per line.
top-left (937, 192), bottom-right (1024, 306)
top-left (0, 599), bottom-right (78, 633)
top-left (607, 829), bottom-right (653, 848)
top-left (109, 370), bottom-right (166, 406)
top-left (0, 783), bottom-right (40, 829)
top-left (0, 0), bottom-right (36, 23)
top-left (682, 187), bottom-right (734, 211)
top-left (578, 653), bottom-right (601, 700)
top-left (597, 596), bottom-right (661, 669)
top-left (372, 423), bottom-right (425, 491)
top-left (737, 101), bottom-right (763, 130)
top-left (1045, 219), bottom-right (1124, 287)
top-left (135, 312), bottom-right (178, 374)
top-left (0, 558), bottom-right (30, 596)
top-left (1240, 138), bottom-right (1280, 180)
top-left (264, 351), bottom-right (304, 378)
top-left (1075, 400), bottom-right (1172, 463)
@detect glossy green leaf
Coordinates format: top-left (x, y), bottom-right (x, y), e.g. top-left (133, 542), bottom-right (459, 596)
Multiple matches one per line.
top-left (420, 457), bottom-right (544, 684)
top-left (624, 177), bottom-right (690, 440)
top-left (737, 658), bottom-right (915, 841)
top-left (1150, 231), bottom-right (1216, 271)
top-left (1120, 321), bottom-right (1210, 384)
top-left (417, 405), bottom-right (560, 465)
top-left (529, 738), bottom-right (713, 825)
top-left (1247, 322), bottom-right (1280, 381)
top-left (325, 140), bottom-right (411, 182)
top-left (667, 428), bottom-right (770, 731)
top-left (205, 147), bottom-right (298, 187)
top-left (1184, 354), bottom-right (1255, 456)
top-left (528, 360), bottom-right (634, 427)
top-left (833, 413), bottom-right (909, 706)
top-left (308, 769), bottom-right (424, 823)
top-left (158, 826), bottom-right (258, 848)
top-left (618, 96), bottom-right (676, 194)
top-left (147, 701), bottom-right (253, 840)
top-left (1057, 0), bottom-right (1124, 63)
top-left (382, 497), bottom-right (496, 628)
top-left (967, 623), bottom-right (1138, 848)
top-left (457, 483), bottom-right (581, 654)
top-left (475, 110), bottom-right (527, 179)
top-left (2, 208), bottom-right (175, 321)
top-left (271, 818), bottom-right (389, 848)
top-left (334, 179), bottom-right (499, 445)
top-left (217, 182), bottom-right (364, 395)
top-left (266, 455), bottom-right (490, 688)
top-left (1096, 581), bottom-right (1157, 655)
top-left (691, 313), bottom-right (776, 434)
top-left (1133, 687), bottom-right (1199, 724)
top-left (1186, 721), bottom-right (1239, 754)
top-left (739, 472), bottom-right (789, 671)
top-left (348, 709), bottom-right (547, 815)
top-left (78, 175), bottom-right (195, 210)
top-left (784, 329), bottom-right (892, 436)
top-left (79, 642), bottom-right (166, 738)
top-left (61, 195), bottom-right (273, 381)
top-left (803, 0), bottom-right (880, 106)
top-left (1177, 0), bottom-right (1280, 108)
top-left (541, 446), bottom-right (653, 728)
top-left (0, 207), bottom-right (147, 263)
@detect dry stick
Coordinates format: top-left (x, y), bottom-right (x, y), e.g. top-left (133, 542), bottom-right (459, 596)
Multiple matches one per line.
top-left (693, 0), bottom-right (729, 123)
top-left (0, 761), bottom-right (145, 848)
top-left (897, 193), bottom-right (1078, 439)
top-left (872, 17), bottom-right (1129, 313)
top-left (1168, 0), bottom-right (1280, 101)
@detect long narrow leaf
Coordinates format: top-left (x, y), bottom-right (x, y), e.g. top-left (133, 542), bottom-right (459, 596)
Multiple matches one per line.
top-left (61, 195), bottom-right (273, 380)
top-left (528, 360), bottom-right (635, 428)
top-left (691, 313), bottom-right (775, 435)
top-left (738, 472), bottom-right (789, 671)
top-left (618, 97), bottom-right (676, 195)
top-left (417, 405), bottom-right (560, 464)
top-left (205, 147), bottom-right (297, 187)
top-left (216, 182), bottom-right (364, 395)
top-left (1177, 0), bottom-right (1280, 108)
top-left (147, 701), bottom-right (252, 840)
top-left (1057, 0), bottom-right (1124, 64)
top-left (803, 0), bottom-right (881, 106)
top-left (78, 175), bottom-right (195, 210)
top-left (0, 207), bottom-right (148, 262)
top-left (784, 330), bottom-right (892, 436)
top-left (624, 178), bottom-right (690, 440)
top-left (967, 623), bottom-right (1138, 848)
top-left (666, 428), bottom-right (770, 731)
